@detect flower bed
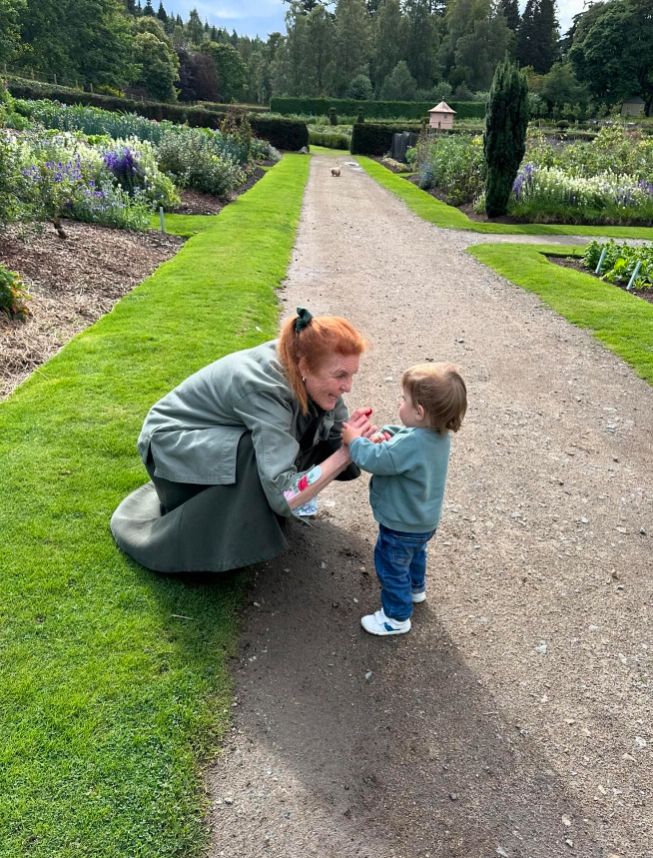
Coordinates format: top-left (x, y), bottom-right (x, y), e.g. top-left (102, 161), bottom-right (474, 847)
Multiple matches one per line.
top-left (410, 123), bottom-right (653, 225)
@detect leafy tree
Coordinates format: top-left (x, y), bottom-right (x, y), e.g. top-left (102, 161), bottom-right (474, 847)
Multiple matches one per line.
top-left (380, 60), bottom-right (417, 99)
top-left (0, 0), bottom-right (26, 65)
top-left (19, 0), bottom-right (77, 81)
top-left (201, 41), bottom-right (248, 101)
top-left (133, 17), bottom-right (178, 100)
top-left (453, 3), bottom-right (513, 90)
top-left (303, 4), bottom-right (336, 94)
top-left (347, 73), bottom-right (373, 98)
top-left (370, 0), bottom-right (406, 92)
top-left (484, 56), bottom-right (529, 217)
top-left (569, 0), bottom-right (653, 116)
top-left (332, 0), bottom-right (371, 96)
top-left (269, 8), bottom-right (310, 96)
top-left (540, 61), bottom-right (588, 115)
top-left (133, 31), bottom-right (178, 99)
top-left (404, 0), bottom-right (441, 90)
top-left (73, 0), bottom-right (136, 89)
top-left (440, 0), bottom-right (511, 89)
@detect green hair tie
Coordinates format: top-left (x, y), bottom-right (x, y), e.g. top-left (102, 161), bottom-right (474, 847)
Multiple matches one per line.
top-left (294, 307), bottom-right (313, 334)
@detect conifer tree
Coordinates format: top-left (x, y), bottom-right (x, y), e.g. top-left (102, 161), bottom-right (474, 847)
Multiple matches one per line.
top-left (516, 0), bottom-right (558, 73)
top-left (156, 1), bottom-right (166, 23)
top-left (143, 0), bottom-right (154, 16)
top-left (483, 56), bottom-right (528, 217)
top-left (499, 0), bottom-right (520, 32)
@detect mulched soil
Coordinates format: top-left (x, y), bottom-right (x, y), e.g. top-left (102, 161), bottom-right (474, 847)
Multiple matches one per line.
top-left (0, 221), bottom-right (184, 399)
top-left (0, 170), bottom-right (268, 400)
top-left (172, 168), bottom-right (266, 215)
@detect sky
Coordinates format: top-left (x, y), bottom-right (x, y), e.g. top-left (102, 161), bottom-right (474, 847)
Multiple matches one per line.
top-left (160, 0), bottom-right (590, 41)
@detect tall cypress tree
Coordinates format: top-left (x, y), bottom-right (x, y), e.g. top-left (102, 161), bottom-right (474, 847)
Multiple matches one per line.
top-left (484, 56), bottom-right (529, 217)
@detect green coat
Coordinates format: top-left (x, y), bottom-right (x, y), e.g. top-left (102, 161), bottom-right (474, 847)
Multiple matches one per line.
top-left (111, 340), bottom-right (352, 573)
top-left (138, 340), bottom-right (348, 517)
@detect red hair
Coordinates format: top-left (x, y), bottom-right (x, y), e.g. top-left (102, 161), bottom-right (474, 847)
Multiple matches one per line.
top-left (278, 313), bottom-right (367, 413)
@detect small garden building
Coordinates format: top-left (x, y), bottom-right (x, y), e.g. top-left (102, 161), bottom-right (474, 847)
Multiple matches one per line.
top-left (621, 97), bottom-right (645, 117)
top-left (428, 101), bottom-right (456, 130)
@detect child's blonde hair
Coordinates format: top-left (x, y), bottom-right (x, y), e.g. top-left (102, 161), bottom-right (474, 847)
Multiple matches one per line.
top-left (402, 362), bottom-right (467, 433)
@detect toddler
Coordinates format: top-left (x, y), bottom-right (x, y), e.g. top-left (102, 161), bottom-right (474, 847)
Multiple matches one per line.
top-left (342, 363), bottom-right (467, 636)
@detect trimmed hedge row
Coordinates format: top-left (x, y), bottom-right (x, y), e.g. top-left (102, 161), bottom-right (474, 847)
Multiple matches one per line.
top-left (271, 96), bottom-right (486, 121)
top-left (6, 77), bottom-right (308, 150)
top-left (350, 122), bottom-right (422, 156)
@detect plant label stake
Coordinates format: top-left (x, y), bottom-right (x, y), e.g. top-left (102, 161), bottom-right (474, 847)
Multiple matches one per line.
top-left (626, 260), bottom-right (641, 291)
top-left (159, 206), bottom-right (165, 234)
top-left (595, 246), bottom-right (607, 275)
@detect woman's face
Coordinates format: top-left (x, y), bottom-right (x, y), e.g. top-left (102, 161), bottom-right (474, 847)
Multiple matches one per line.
top-left (300, 353), bottom-right (360, 411)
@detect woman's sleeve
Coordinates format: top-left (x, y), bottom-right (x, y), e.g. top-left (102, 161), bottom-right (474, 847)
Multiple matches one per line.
top-left (232, 392), bottom-right (300, 517)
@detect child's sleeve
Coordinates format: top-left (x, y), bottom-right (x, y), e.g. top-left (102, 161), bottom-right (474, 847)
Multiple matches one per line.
top-left (348, 434), bottom-right (411, 476)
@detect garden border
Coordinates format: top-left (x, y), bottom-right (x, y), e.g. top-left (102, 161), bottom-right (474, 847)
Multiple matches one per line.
top-left (358, 156), bottom-right (653, 240)
top-left (0, 154), bottom-right (310, 858)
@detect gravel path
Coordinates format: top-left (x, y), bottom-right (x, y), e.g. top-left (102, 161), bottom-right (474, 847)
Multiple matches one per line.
top-left (207, 155), bottom-right (652, 858)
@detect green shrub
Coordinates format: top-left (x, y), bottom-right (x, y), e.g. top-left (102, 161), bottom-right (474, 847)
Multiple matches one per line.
top-left (0, 264), bottom-right (31, 319)
top-left (415, 132), bottom-right (485, 205)
top-left (0, 132), bottom-right (26, 225)
top-left (156, 128), bottom-right (246, 196)
top-left (351, 122), bottom-right (421, 156)
top-left (9, 80), bottom-right (307, 150)
top-left (270, 97), bottom-right (485, 121)
top-left (308, 129), bottom-right (351, 149)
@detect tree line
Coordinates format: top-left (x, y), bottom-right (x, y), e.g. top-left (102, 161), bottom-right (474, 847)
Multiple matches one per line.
top-left (0, 0), bottom-right (651, 115)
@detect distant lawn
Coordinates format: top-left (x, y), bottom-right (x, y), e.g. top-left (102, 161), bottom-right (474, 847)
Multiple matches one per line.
top-left (358, 156), bottom-right (653, 240)
top-left (0, 154), bottom-right (310, 858)
top-left (469, 243), bottom-right (653, 384)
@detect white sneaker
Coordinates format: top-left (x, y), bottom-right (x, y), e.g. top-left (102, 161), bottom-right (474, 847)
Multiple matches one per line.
top-left (361, 609), bottom-right (411, 636)
top-left (411, 590), bottom-right (426, 604)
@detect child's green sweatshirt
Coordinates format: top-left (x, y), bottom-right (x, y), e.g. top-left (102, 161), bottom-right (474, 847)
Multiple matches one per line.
top-left (348, 425), bottom-right (451, 533)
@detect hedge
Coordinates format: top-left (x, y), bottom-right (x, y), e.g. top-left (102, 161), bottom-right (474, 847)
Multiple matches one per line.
top-left (6, 77), bottom-right (308, 150)
top-left (270, 96), bottom-right (486, 121)
top-left (350, 122), bottom-right (422, 156)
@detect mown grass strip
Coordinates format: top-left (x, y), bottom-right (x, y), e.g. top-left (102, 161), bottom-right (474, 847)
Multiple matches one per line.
top-left (469, 243), bottom-right (653, 383)
top-left (309, 144), bottom-right (350, 156)
top-left (0, 154), bottom-right (310, 858)
top-left (358, 156), bottom-right (653, 240)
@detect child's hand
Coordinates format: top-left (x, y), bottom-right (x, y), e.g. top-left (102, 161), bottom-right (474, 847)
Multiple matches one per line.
top-left (371, 430), bottom-right (392, 443)
top-left (347, 406), bottom-right (378, 438)
top-left (342, 422), bottom-right (364, 446)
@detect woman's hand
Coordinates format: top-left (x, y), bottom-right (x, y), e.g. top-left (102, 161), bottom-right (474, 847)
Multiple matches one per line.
top-left (345, 406), bottom-right (378, 438)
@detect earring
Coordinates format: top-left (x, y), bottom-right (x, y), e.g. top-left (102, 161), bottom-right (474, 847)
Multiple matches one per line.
top-left (302, 376), bottom-right (306, 382)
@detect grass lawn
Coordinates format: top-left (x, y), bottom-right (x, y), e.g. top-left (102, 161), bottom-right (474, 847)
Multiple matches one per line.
top-left (358, 156), bottom-right (653, 241)
top-left (469, 243), bottom-right (653, 384)
top-left (0, 154), bottom-right (310, 858)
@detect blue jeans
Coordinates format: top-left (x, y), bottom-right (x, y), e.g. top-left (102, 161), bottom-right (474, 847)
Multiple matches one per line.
top-left (374, 524), bottom-right (436, 622)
